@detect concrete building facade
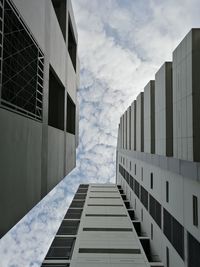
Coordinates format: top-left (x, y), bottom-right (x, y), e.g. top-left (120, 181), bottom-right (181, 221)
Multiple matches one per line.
top-left (0, 0), bottom-right (79, 237)
top-left (117, 29), bottom-right (200, 267)
top-left (42, 183), bottom-right (165, 267)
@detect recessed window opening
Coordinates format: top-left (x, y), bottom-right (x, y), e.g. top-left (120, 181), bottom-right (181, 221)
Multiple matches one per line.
top-left (67, 93), bottom-right (76, 135)
top-left (193, 195), bottom-right (198, 226)
top-left (51, 0), bottom-right (66, 40)
top-left (68, 14), bottom-right (77, 71)
top-left (166, 181), bottom-right (169, 203)
top-left (150, 173), bottom-right (153, 189)
top-left (48, 67), bottom-right (65, 130)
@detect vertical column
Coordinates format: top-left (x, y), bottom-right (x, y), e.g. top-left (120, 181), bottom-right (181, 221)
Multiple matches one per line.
top-left (136, 92), bottom-right (144, 152)
top-left (173, 29), bottom-right (200, 161)
top-left (131, 100), bottom-right (137, 151)
top-left (155, 62), bottom-right (173, 156)
top-left (144, 80), bottom-right (155, 154)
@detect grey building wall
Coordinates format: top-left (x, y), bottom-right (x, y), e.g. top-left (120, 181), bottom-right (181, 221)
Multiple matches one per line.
top-left (136, 92), bottom-right (144, 152)
top-left (131, 100), bottom-right (136, 151)
top-left (0, 0), bottom-right (79, 237)
top-left (144, 80), bottom-right (155, 154)
top-left (173, 29), bottom-right (200, 162)
top-left (155, 62), bottom-right (173, 157)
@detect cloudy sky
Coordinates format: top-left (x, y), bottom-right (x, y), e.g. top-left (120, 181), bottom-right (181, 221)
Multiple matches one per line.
top-left (1, 0), bottom-right (200, 266)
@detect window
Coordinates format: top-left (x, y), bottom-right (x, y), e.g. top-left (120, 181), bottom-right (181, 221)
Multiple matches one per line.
top-left (86, 214), bottom-right (127, 217)
top-left (42, 264), bottom-right (69, 267)
top-left (83, 228), bottom-right (132, 232)
top-left (141, 208), bottom-right (143, 222)
top-left (135, 199), bottom-right (137, 210)
top-left (88, 204), bottom-right (123, 207)
top-left (64, 209), bottom-right (82, 219)
top-left (76, 188), bottom-right (88, 194)
top-left (1, 0), bottom-right (44, 121)
top-left (166, 181), bottom-right (169, 203)
top-left (135, 164), bottom-right (136, 175)
top-left (79, 248), bottom-right (141, 254)
top-left (48, 67), bottom-right (65, 130)
top-left (57, 220), bottom-right (80, 235)
top-left (166, 247), bottom-right (169, 267)
top-left (151, 223), bottom-right (153, 240)
top-left (74, 194), bottom-right (87, 200)
top-left (188, 232), bottom-right (200, 267)
top-left (141, 167), bottom-right (143, 181)
top-left (150, 173), bottom-right (153, 189)
top-left (130, 161), bottom-right (132, 171)
top-left (193, 195), bottom-right (198, 226)
top-left (149, 195), bottom-right (161, 228)
top-left (68, 14), bottom-right (77, 71)
top-left (45, 237), bottom-right (75, 260)
top-left (128, 210), bottom-right (134, 220)
top-left (79, 184), bottom-right (89, 188)
top-left (69, 200), bottom-right (85, 208)
top-left (51, 0), bottom-right (66, 40)
top-left (67, 93), bottom-right (76, 134)
top-left (140, 186), bottom-right (149, 210)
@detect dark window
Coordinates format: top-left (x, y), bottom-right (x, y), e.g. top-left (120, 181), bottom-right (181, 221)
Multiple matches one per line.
top-left (86, 214), bottom-right (127, 217)
top-left (1, 0), bottom-right (44, 121)
top-left (69, 200), bottom-right (85, 208)
top-left (166, 181), bottom-right (169, 203)
top-left (68, 14), bottom-right (77, 71)
top-left (128, 210), bottom-right (134, 220)
top-left (130, 176), bottom-right (134, 190)
top-left (89, 196), bottom-right (120, 199)
top-left (150, 173), bottom-right (153, 189)
top-left (51, 0), bottom-right (66, 40)
top-left (141, 167), bottom-right (143, 181)
top-left (149, 195), bottom-right (161, 228)
top-left (45, 237), bottom-right (75, 260)
top-left (64, 209), bottom-right (82, 219)
top-left (57, 220), bottom-right (79, 235)
top-left (151, 223), bottom-right (153, 240)
top-left (166, 247), bottom-right (169, 267)
top-left (48, 67), bottom-right (64, 130)
top-left (163, 208), bottom-right (184, 259)
top-left (74, 194), bottom-right (86, 200)
top-left (67, 94), bottom-right (76, 134)
top-left (130, 161), bottom-right (132, 171)
top-left (141, 208), bottom-right (143, 222)
top-left (79, 184), bottom-right (89, 188)
top-left (135, 180), bottom-right (140, 198)
top-left (88, 204), bottom-right (123, 207)
top-left (42, 264), bottom-right (69, 267)
top-left (193, 195), bottom-right (198, 226)
top-left (76, 188), bottom-right (88, 194)
top-left (188, 232), bottom-right (200, 267)
top-left (79, 248), bottom-right (140, 254)
top-left (83, 228), bottom-right (132, 232)
top-left (140, 186), bottom-right (148, 210)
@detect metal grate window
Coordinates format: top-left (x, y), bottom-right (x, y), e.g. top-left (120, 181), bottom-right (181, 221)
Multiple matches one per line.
top-left (0, 0), bottom-right (44, 121)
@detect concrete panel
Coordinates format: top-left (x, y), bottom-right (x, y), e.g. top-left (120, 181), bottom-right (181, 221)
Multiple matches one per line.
top-left (136, 93), bottom-right (144, 152)
top-left (66, 132), bottom-right (76, 174)
top-left (0, 109), bottom-right (42, 237)
top-left (144, 80), bottom-right (155, 154)
top-left (47, 126), bottom-right (65, 192)
top-left (155, 62), bottom-right (173, 156)
top-left (131, 100), bottom-right (136, 151)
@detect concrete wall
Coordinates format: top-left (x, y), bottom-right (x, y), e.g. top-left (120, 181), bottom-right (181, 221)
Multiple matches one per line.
top-left (0, 0), bottom-right (79, 237)
top-left (155, 62), bottom-right (173, 157)
top-left (131, 100), bottom-right (136, 151)
top-left (144, 80), bottom-right (155, 154)
top-left (173, 29), bottom-right (200, 162)
top-left (136, 93), bottom-right (144, 152)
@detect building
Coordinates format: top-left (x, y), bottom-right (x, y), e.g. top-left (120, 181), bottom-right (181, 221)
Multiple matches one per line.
top-left (117, 29), bottom-right (200, 267)
top-left (0, 0), bottom-right (79, 237)
top-left (42, 183), bottom-right (165, 267)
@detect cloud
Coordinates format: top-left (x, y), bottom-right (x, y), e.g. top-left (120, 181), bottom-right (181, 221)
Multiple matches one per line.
top-left (1, 0), bottom-right (200, 266)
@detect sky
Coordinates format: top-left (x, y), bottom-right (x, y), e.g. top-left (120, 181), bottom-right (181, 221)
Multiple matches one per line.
top-left (1, 0), bottom-right (200, 266)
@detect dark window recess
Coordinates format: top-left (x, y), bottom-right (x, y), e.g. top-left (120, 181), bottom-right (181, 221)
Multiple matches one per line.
top-left (117, 185), bottom-right (122, 189)
top-left (67, 94), bottom-right (76, 134)
top-left (124, 201), bottom-right (130, 209)
top-left (88, 204), bottom-right (123, 207)
top-left (140, 186), bottom-right (149, 210)
top-left (85, 214), bottom-right (127, 217)
top-left (79, 184), bottom-right (89, 188)
top-left (141, 209), bottom-right (143, 222)
top-left (128, 210), bottom-right (135, 220)
top-left (121, 194), bottom-right (126, 200)
top-left (130, 176), bottom-right (134, 191)
top-left (135, 180), bottom-right (140, 198)
top-left (150, 173), bottom-right (153, 189)
top-left (140, 239), bottom-right (151, 261)
top-left (149, 195), bottom-right (161, 228)
top-left (166, 181), bottom-right (169, 203)
top-left (41, 264), bottom-right (69, 267)
top-left (76, 188), bottom-right (88, 194)
top-left (69, 200), bottom-right (85, 208)
top-left (193, 195), bottom-right (198, 226)
top-left (151, 223), bottom-right (153, 240)
top-left (48, 67), bottom-right (64, 130)
top-left (188, 232), bottom-right (200, 267)
top-left (163, 208), bottom-right (184, 260)
top-left (79, 248), bottom-right (140, 254)
top-left (1, 0), bottom-right (44, 121)
top-left (64, 209), bottom-right (82, 219)
top-left (51, 0), bottom-right (66, 40)
top-left (45, 237), bottom-right (75, 260)
top-left (68, 15), bottom-right (77, 71)
top-left (83, 228), bottom-right (132, 232)
top-left (89, 196), bottom-right (120, 199)
top-left (166, 247), bottom-right (169, 267)
top-left (57, 220), bottom-right (79, 235)
top-left (74, 194), bottom-right (86, 200)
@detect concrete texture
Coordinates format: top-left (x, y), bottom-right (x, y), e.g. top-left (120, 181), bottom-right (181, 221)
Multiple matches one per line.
top-left (136, 93), bottom-right (144, 152)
